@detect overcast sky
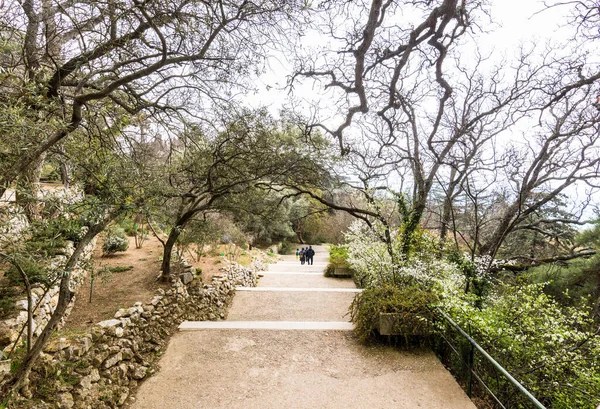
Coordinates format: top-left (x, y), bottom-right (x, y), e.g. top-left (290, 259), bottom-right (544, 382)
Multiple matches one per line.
top-left (244, 0), bottom-right (579, 113)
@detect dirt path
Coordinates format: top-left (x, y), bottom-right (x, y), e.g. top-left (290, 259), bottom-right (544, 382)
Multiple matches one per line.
top-left (130, 245), bottom-right (476, 409)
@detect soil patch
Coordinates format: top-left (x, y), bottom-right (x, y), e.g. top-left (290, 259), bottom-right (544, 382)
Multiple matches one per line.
top-left (61, 239), bottom-right (257, 333)
top-left (62, 235), bottom-right (170, 332)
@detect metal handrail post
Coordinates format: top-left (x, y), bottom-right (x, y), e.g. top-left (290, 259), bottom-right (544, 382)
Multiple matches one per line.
top-left (467, 342), bottom-right (474, 397)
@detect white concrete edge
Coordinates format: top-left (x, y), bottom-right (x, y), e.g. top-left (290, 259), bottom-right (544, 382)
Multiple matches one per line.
top-left (179, 321), bottom-right (355, 331)
top-left (259, 272), bottom-right (326, 275)
top-left (235, 286), bottom-right (362, 293)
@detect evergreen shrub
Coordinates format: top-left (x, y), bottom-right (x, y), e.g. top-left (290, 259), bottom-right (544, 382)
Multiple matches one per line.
top-left (102, 228), bottom-right (129, 255)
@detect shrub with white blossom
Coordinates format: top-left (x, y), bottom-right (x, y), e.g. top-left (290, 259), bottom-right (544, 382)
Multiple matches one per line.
top-left (344, 219), bottom-right (600, 407)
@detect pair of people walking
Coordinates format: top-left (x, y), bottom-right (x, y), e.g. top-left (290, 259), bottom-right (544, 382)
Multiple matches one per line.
top-left (296, 246), bottom-right (315, 265)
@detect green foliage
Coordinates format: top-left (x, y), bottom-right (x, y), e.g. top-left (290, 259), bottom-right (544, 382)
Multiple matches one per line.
top-left (118, 218), bottom-right (138, 237)
top-left (40, 164), bottom-right (61, 182)
top-left (350, 283), bottom-right (439, 344)
top-left (324, 244), bottom-right (354, 277)
top-left (0, 287), bottom-right (19, 319)
top-left (444, 283), bottom-right (600, 408)
top-left (526, 256), bottom-right (599, 308)
top-left (526, 221), bottom-right (600, 309)
top-left (279, 241), bottom-right (293, 255)
top-left (102, 227), bottom-right (129, 255)
top-left (5, 258), bottom-right (48, 287)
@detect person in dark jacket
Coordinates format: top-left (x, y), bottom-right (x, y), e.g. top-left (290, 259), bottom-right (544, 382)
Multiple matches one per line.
top-left (299, 247), bottom-right (306, 265)
top-left (305, 246), bottom-right (315, 265)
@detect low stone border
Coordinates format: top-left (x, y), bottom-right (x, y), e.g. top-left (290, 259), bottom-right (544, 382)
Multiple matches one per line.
top-left (8, 259), bottom-right (263, 408)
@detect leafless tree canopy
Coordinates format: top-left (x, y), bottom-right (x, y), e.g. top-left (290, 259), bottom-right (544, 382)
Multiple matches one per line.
top-left (290, 0), bottom-right (600, 259)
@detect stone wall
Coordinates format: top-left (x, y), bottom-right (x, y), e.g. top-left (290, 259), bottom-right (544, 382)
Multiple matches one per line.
top-left (12, 260), bottom-right (262, 408)
top-left (0, 240), bottom-right (94, 357)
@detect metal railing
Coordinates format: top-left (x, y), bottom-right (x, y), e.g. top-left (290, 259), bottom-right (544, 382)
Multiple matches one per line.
top-left (434, 307), bottom-right (546, 409)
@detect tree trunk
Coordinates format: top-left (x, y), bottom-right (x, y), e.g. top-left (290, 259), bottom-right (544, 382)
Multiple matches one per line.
top-left (16, 152), bottom-right (46, 223)
top-left (0, 220), bottom-right (108, 399)
top-left (440, 167), bottom-right (458, 247)
top-left (160, 227), bottom-right (182, 281)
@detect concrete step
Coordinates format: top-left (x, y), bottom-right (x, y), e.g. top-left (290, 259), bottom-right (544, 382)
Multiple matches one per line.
top-left (257, 274), bottom-right (355, 288)
top-left (227, 291), bottom-right (355, 321)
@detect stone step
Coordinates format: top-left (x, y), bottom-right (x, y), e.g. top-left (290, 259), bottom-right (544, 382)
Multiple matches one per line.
top-left (179, 321), bottom-right (354, 331)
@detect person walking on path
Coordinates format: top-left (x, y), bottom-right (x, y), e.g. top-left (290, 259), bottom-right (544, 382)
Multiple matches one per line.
top-left (295, 248), bottom-right (299, 260)
top-left (305, 246), bottom-right (315, 265)
top-left (299, 247), bottom-right (306, 265)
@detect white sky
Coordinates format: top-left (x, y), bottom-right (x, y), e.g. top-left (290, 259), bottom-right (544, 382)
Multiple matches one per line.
top-left (244, 0), bottom-right (578, 113)
top-left (240, 1), bottom-right (599, 224)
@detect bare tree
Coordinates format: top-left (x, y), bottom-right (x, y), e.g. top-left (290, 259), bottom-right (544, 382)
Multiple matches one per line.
top-left (290, 1), bottom-right (600, 261)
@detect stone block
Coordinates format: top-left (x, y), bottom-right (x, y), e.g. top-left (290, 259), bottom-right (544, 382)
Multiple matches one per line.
top-left (97, 319), bottom-right (121, 328)
top-left (102, 352), bottom-right (122, 369)
top-left (180, 272), bottom-right (194, 285)
top-left (57, 392), bottom-right (74, 409)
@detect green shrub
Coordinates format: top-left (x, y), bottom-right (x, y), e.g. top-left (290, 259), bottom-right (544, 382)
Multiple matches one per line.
top-left (324, 244), bottom-right (354, 277)
top-left (102, 228), bottom-right (129, 255)
top-left (118, 218), bottom-right (137, 236)
top-left (0, 287), bottom-right (20, 320)
top-left (5, 259), bottom-right (49, 287)
top-left (350, 283), bottom-right (438, 344)
top-left (279, 241), bottom-right (293, 255)
top-left (444, 283), bottom-right (600, 408)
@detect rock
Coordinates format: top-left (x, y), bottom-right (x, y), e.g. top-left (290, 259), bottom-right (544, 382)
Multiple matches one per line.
top-left (16, 310), bottom-right (28, 325)
top-left (0, 322), bottom-right (15, 347)
top-left (93, 351), bottom-right (109, 367)
top-left (90, 368), bottom-right (101, 382)
top-left (118, 387), bottom-right (130, 405)
top-left (117, 363), bottom-right (128, 378)
top-left (80, 374), bottom-right (93, 390)
top-left (97, 319), bottom-right (122, 328)
top-left (114, 326), bottom-right (124, 337)
top-left (103, 352), bottom-right (122, 369)
top-left (180, 272), bottom-right (194, 285)
top-left (0, 359), bottom-right (11, 374)
top-left (114, 309), bottom-right (127, 319)
top-left (45, 337), bottom-right (69, 353)
top-left (131, 365), bottom-right (148, 380)
top-left (15, 299), bottom-right (29, 310)
top-left (121, 348), bottom-right (134, 360)
top-left (57, 392), bottom-right (75, 409)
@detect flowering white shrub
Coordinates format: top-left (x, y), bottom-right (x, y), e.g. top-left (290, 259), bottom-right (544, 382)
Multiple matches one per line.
top-left (344, 220), bottom-right (465, 299)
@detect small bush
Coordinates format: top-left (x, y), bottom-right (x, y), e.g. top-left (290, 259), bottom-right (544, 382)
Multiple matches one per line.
top-left (118, 218), bottom-right (137, 237)
top-left (350, 283), bottom-right (438, 344)
top-left (325, 244), bottom-right (354, 277)
top-left (279, 241), bottom-right (293, 255)
top-left (102, 228), bottom-right (129, 255)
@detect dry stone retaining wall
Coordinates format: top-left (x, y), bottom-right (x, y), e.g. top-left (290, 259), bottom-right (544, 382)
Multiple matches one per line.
top-left (0, 240), bottom-right (94, 357)
top-left (15, 259), bottom-right (262, 409)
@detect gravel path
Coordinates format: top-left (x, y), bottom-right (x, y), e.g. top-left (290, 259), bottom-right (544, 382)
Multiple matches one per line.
top-left (131, 245), bottom-right (475, 409)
